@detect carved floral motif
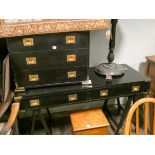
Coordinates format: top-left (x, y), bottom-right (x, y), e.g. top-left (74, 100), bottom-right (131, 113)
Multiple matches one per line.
top-left (0, 19), bottom-right (110, 38)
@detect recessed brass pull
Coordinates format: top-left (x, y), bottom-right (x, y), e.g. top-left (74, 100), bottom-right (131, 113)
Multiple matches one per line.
top-left (68, 94), bottom-right (77, 101)
top-left (0, 19), bottom-right (4, 29)
top-left (30, 99), bottom-right (40, 106)
top-left (67, 71), bottom-right (76, 78)
top-left (67, 54), bottom-right (76, 62)
top-left (66, 36), bottom-right (76, 44)
top-left (14, 96), bottom-right (23, 101)
top-left (132, 86), bottom-right (140, 92)
top-left (29, 74), bottom-right (39, 82)
top-left (26, 57), bottom-right (37, 65)
top-left (23, 38), bottom-right (34, 46)
top-left (100, 90), bottom-right (108, 97)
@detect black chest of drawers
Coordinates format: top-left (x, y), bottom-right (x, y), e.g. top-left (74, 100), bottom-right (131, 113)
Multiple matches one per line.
top-left (6, 31), bottom-right (90, 89)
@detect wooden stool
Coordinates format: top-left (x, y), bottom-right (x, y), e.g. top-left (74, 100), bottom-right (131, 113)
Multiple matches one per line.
top-left (70, 108), bottom-right (110, 135)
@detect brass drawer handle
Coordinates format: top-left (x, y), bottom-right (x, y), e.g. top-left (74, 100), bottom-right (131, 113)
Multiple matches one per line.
top-left (66, 36), bottom-right (76, 44)
top-left (67, 71), bottom-right (76, 78)
top-left (67, 54), bottom-right (76, 62)
top-left (26, 57), bottom-right (37, 65)
top-left (100, 90), bottom-right (108, 97)
top-left (132, 86), bottom-right (140, 92)
top-left (68, 94), bottom-right (77, 101)
top-left (29, 74), bottom-right (39, 82)
top-left (30, 99), bottom-right (40, 106)
top-left (23, 38), bottom-right (34, 46)
top-left (0, 19), bottom-right (4, 29)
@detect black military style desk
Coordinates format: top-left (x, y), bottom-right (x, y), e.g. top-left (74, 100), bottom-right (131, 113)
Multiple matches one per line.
top-left (14, 64), bottom-right (151, 134)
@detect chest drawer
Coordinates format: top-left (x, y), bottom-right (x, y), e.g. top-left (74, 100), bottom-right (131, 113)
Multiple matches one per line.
top-left (6, 31), bottom-right (89, 53)
top-left (19, 90), bottom-right (89, 110)
top-left (89, 82), bottom-right (150, 101)
top-left (14, 66), bottom-right (88, 88)
top-left (10, 49), bottom-right (89, 70)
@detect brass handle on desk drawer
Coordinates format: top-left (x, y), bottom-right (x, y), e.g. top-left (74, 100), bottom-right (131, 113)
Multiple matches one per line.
top-left (100, 90), bottom-right (108, 97)
top-left (30, 99), bottom-right (40, 106)
top-left (23, 38), bottom-right (34, 46)
top-left (29, 74), bottom-right (39, 81)
top-left (26, 57), bottom-right (37, 65)
top-left (66, 36), bottom-right (76, 44)
top-left (132, 86), bottom-right (140, 92)
top-left (67, 54), bottom-right (76, 62)
top-left (67, 71), bottom-right (76, 78)
top-left (68, 94), bottom-right (77, 101)
top-left (0, 19), bottom-right (4, 29)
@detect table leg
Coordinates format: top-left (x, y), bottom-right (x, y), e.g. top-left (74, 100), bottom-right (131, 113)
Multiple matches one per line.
top-left (115, 96), bottom-right (133, 134)
top-left (116, 97), bottom-right (124, 112)
top-left (102, 99), bottom-right (118, 132)
top-left (38, 110), bottom-right (52, 135)
top-left (31, 110), bottom-right (36, 135)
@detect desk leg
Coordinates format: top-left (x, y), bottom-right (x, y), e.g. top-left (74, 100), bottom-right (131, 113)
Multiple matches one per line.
top-left (102, 99), bottom-right (118, 131)
top-left (30, 110), bottom-right (52, 135)
top-left (115, 96), bottom-right (133, 134)
top-left (116, 97), bottom-right (124, 112)
top-left (38, 110), bottom-right (51, 135)
top-left (31, 110), bottom-right (36, 135)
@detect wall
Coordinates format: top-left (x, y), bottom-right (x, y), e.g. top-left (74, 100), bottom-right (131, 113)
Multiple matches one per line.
top-left (90, 19), bottom-right (155, 73)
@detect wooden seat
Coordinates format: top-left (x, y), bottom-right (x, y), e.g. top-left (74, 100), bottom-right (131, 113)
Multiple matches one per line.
top-left (0, 91), bottom-right (20, 135)
top-left (124, 97), bottom-right (155, 135)
top-left (70, 108), bottom-right (110, 135)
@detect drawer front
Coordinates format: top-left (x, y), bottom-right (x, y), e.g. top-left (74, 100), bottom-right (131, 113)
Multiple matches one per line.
top-left (89, 82), bottom-right (150, 101)
top-left (20, 90), bottom-right (89, 110)
top-left (10, 49), bottom-right (89, 70)
top-left (6, 31), bottom-right (89, 53)
top-left (14, 66), bottom-right (88, 88)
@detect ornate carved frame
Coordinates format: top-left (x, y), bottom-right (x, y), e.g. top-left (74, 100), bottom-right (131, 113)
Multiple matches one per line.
top-left (0, 19), bottom-right (110, 38)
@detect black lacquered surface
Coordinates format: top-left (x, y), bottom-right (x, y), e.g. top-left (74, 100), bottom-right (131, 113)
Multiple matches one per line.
top-left (15, 65), bottom-right (150, 110)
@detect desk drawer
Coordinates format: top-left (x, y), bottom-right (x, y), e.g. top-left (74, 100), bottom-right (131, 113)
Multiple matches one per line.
top-left (14, 66), bottom-right (88, 88)
top-left (89, 82), bottom-right (150, 100)
top-left (6, 31), bottom-right (89, 53)
top-left (19, 90), bottom-right (89, 110)
top-left (10, 49), bottom-right (89, 70)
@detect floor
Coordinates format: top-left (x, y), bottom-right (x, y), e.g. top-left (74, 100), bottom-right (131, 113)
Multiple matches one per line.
top-left (18, 102), bottom-right (122, 135)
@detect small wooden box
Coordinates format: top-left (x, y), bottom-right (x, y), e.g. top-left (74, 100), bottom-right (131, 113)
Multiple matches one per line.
top-left (70, 108), bottom-right (110, 135)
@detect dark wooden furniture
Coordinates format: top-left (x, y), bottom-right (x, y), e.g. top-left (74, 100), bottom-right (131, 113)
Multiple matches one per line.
top-left (145, 55), bottom-right (155, 96)
top-left (124, 97), bottom-right (155, 135)
top-left (6, 32), bottom-right (89, 89)
top-left (70, 108), bottom-right (110, 135)
top-left (14, 65), bottom-right (150, 134)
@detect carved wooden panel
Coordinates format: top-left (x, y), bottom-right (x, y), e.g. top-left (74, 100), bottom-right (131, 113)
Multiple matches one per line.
top-left (0, 19), bottom-right (110, 38)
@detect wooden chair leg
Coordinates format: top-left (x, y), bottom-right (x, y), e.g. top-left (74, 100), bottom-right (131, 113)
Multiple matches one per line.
top-left (13, 119), bottom-right (19, 135)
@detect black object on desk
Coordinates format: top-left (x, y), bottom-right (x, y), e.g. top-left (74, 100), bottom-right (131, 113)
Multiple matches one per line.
top-left (15, 65), bottom-right (150, 134)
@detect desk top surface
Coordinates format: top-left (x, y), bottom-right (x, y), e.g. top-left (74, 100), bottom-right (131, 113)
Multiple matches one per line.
top-left (0, 19), bottom-right (110, 38)
top-left (16, 64), bottom-right (150, 97)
